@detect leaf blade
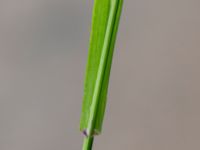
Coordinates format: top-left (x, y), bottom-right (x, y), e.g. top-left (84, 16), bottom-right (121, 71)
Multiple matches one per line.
top-left (80, 0), bottom-right (123, 136)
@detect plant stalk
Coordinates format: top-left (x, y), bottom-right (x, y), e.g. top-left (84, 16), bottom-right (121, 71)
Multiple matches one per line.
top-left (82, 137), bottom-right (94, 150)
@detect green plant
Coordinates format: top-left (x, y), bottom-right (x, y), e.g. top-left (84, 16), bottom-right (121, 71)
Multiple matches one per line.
top-left (80, 0), bottom-right (123, 150)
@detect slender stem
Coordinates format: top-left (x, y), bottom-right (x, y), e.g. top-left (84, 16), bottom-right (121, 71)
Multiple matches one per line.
top-left (82, 137), bottom-right (94, 150)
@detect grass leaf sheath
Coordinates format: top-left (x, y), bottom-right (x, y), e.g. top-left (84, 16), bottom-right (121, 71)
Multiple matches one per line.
top-left (80, 0), bottom-right (123, 150)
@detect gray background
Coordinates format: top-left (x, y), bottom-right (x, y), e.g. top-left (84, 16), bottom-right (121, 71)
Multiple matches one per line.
top-left (1, 0), bottom-right (200, 150)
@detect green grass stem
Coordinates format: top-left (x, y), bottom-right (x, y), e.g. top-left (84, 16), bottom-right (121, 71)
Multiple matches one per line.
top-left (80, 0), bottom-right (123, 149)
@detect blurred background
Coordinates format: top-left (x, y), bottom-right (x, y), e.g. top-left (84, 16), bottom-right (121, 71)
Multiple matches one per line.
top-left (0, 0), bottom-right (200, 150)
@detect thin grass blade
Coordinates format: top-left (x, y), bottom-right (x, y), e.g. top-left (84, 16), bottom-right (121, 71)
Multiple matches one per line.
top-left (80, 0), bottom-right (123, 137)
